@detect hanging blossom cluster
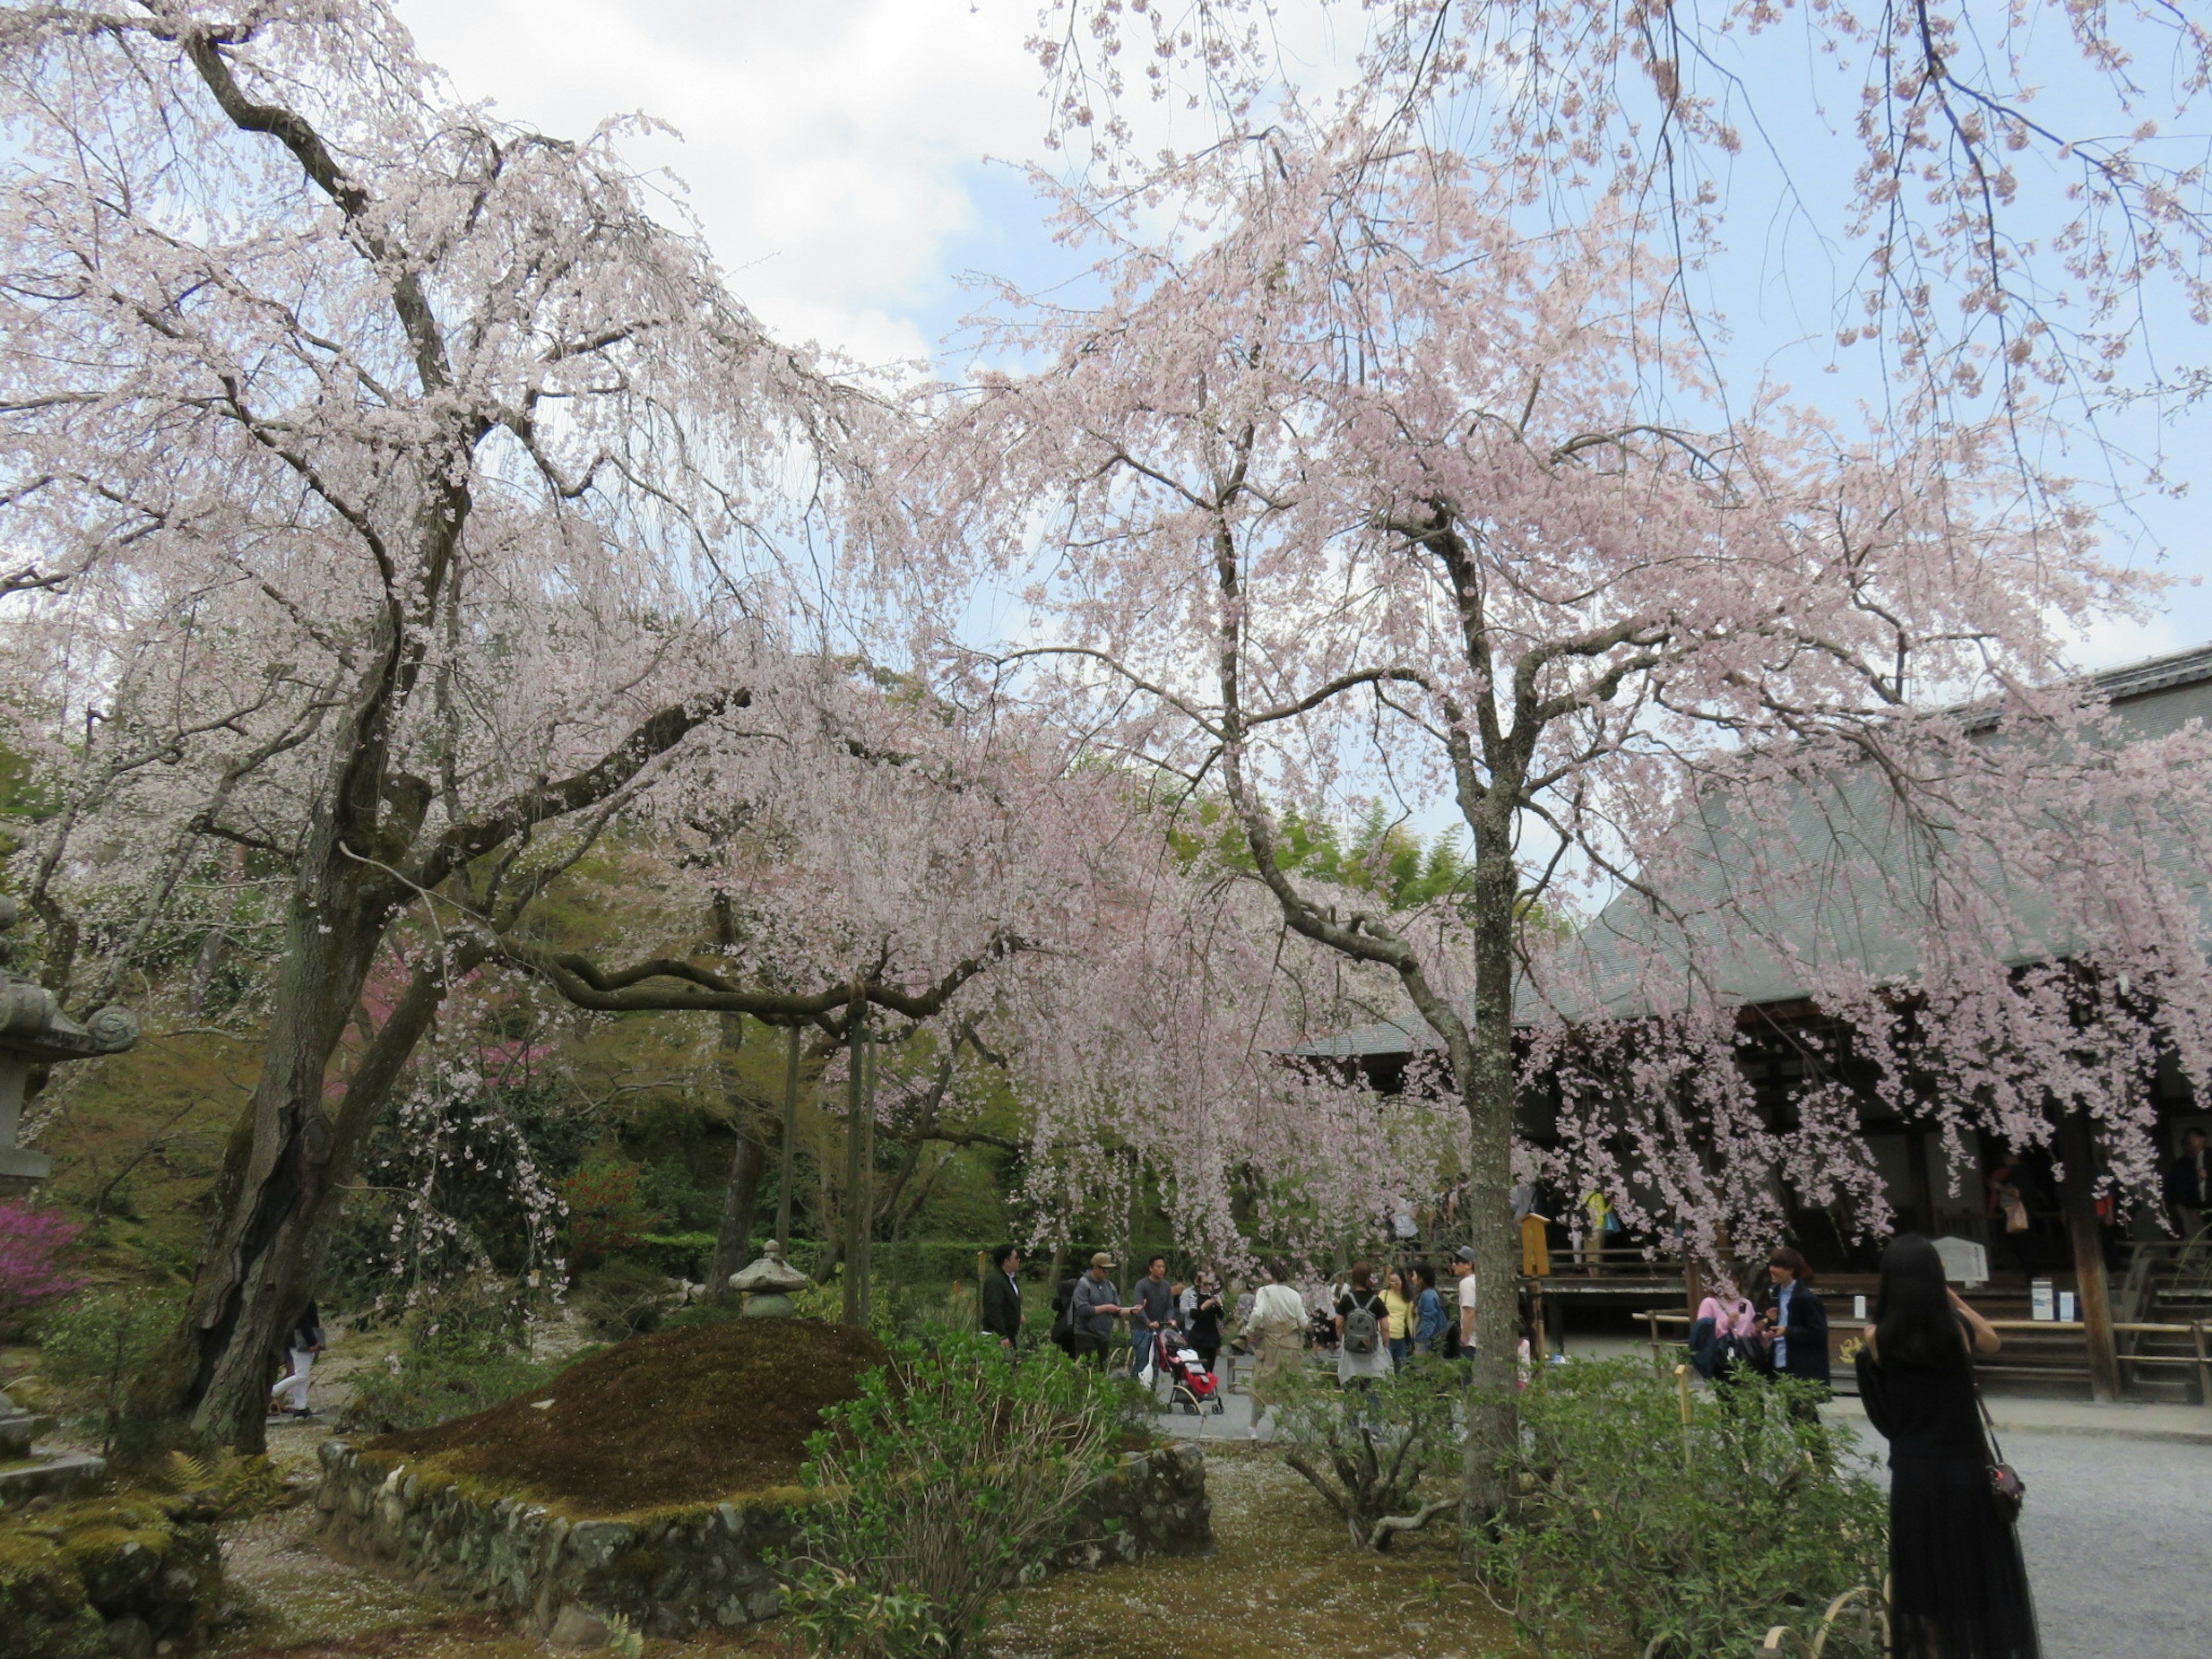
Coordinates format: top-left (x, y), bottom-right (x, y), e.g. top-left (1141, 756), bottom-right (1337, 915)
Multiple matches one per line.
top-left (355, 975), bottom-right (568, 1312)
top-left (1031, 0), bottom-right (2212, 446)
top-left (993, 865), bottom-right (1462, 1268)
top-left (1527, 684), bottom-right (2212, 1264)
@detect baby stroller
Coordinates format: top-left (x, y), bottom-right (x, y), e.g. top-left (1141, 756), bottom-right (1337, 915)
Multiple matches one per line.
top-left (1158, 1339), bottom-right (1224, 1415)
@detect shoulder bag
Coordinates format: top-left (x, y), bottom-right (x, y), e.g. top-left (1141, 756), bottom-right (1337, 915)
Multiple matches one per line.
top-left (1970, 1363), bottom-right (2026, 1523)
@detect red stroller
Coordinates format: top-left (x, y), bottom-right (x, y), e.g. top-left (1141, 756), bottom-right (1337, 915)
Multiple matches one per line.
top-left (1159, 1338), bottom-right (1224, 1415)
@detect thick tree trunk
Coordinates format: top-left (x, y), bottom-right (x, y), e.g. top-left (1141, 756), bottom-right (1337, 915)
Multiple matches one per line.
top-left (1456, 834), bottom-right (1522, 1545)
top-left (175, 830), bottom-right (387, 1453)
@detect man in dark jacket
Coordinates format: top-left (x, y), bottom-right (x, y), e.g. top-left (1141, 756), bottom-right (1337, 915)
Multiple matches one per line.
top-left (982, 1245), bottom-right (1023, 1349)
top-left (1759, 1245), bottom-right (1831, 1387)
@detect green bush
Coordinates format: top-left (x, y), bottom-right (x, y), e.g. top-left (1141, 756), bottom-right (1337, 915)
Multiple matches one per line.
top-left (786, 1334), bottom-right (1122, 1659)
top-left (339, 1296), bottom-right (555, 1436)
top-left (36, 1287), bottom-right (184, 1455)
top-left (631, 1232), bottom-right (718, 1281)
top-left (1269, 1358), bottom-right (1464, 1550)
top-left (1469, 1360), bottom-right (1887, 1659)
top-left (569, 1259), bottom-right (673, 1341)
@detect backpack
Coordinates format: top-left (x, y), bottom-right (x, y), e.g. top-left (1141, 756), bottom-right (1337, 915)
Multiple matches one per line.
top-left (1342, 1291), bottom-right (1381, 1356)
top-left (1688, 1302), bottom-right (1760, 1380)
top-left (1434, 1297), bottom-right (1462, 1359)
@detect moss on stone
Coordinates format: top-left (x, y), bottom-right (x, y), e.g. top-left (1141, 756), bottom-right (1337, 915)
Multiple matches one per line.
top-left (0, 1493), bottom-right (219, 1659)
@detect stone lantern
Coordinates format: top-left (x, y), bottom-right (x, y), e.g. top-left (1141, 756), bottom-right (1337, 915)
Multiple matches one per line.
top-left (0, 896), bottom-right (140, 1197)
top-left (0, 896), bottom-right (137, 1502)
top-left (728, 1240), bottom-right (810, 1317)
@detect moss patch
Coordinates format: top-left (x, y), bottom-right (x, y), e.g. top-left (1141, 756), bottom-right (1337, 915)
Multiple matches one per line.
top-left (366, 1317), bottom-right (886, 1512)
top-left (984, 1446), bottom-right (1521, 1659)
top-left (0, 1493), bottom-right (221, 1659)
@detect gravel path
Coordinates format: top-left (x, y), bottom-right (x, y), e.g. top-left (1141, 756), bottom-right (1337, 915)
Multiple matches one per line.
top-left (1950, 1429), bottom-right (2212, 1659)
top-left (1158, 1386), bottom-right (2212, 1657)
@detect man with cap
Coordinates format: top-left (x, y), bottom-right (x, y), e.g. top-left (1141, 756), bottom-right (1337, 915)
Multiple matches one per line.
top-left (1453, 1245), bottom-right (1479, 1357)
top-left (1068, 1252), bottom-right (1128, 1369)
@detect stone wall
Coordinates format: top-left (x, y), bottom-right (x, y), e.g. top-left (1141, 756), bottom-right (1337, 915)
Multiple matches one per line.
top-left (314, 1436), bottom-right (1211, 1641)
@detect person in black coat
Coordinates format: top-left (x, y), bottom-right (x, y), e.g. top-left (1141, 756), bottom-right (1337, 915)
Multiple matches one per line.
top-left (1758, 1245), bottom-right (1831, 1385)
top-left (982, 1245), bottom-right (1024, 1349)
top-left (1857, 1234), bottom-right (2040, 1658)
top-left (2167, 1126), bottom-right (2210, 1243)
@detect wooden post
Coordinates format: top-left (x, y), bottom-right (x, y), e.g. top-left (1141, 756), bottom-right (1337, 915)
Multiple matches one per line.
top-left (2058, 1109), bottom-right (2122, 1403)
top-left (773, 1023), bottom-right (801, 1254)
top-left (855, 1017), bottom-right (876, 1329)
top-left (840, 1014), bottom-right (867, 1328)
top-left (2192, 1319), bottom-right (2210, 1412)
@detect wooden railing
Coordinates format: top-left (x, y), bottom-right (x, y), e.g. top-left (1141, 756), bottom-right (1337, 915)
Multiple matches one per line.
top-left (1638, 1309), bottom-right (2212, 1408)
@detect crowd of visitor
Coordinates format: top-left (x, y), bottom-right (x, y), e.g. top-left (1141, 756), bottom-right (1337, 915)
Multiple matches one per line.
top-left (1025, 1244), bottom-right (1487, 1402)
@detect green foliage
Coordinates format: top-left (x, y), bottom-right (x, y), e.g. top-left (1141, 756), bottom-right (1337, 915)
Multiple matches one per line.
top-left (639, 1156), bottom-right (719, 1232)
top-left (631, 1231), bottom-right (718, 1280)
top-left (786, 1569), bottom-right (953, 1659)
top-left (1269, 1359), bottom-right (1464, 1550)
top-left (788, 1334), bottom-right (1122, 1659)
top-left (1469, 1361), bottom-right (1887, 1659)
top-left (1164, 795), bottom-right (1569, 943)
top-left (562, 1158), bottom-right (666, 1271)
top-left (35, 1287), bottom-right (184, 1455)
top-left (1168, 797), bottom-right (1476, 908)
top-left (338, 1293), bottom-right (556, 1436)
top-left (155, 1448), bottom-right (289, 1520)
top-left (570, 1259), bottom-right (675, 1341)
top-left (602, 1610), bottom-right (646, 1659)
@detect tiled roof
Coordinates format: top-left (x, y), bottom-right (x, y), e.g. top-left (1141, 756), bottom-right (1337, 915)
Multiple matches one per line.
top-left (1293, 642), bottom-right (2212, 1060)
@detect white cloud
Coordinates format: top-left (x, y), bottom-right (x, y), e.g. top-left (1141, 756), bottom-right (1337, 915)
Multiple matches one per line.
top-left (395, 0), bottom-right (1051, 367)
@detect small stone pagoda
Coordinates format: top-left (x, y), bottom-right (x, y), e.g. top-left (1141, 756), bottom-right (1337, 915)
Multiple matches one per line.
top-left (0, 895), bottom-right (138, 1501)
top-left (728, 1240), bottom-right (809, 1317)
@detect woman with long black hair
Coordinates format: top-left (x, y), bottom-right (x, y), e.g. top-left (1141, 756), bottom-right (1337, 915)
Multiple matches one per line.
top-left (1856, 1234), bottom-right (2040, 1659)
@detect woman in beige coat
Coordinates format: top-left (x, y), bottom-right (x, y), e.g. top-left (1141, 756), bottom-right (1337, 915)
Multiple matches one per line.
top-left (1244, 1261), bottom-right (1308, 1440)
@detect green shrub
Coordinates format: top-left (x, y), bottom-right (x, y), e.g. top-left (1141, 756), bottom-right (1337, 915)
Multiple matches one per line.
top-left (569, 1259), bottom-right (673, 1341)
top-left (339, 1296), bottom-right (555, 1436)
top-left (560, 1159), bottom-right (665, 1272)
top-left (1269, 1358), bottom-right (1464, 1550)
top-left (1469, 1360), bottom-right (1887, 1659)
top-left (787, 1334), bottom-right (1122, 1658)
top-left (631, 1232), bottom-right (718, 1281)
top-left (36, 1287), bottom-right (184, 1455)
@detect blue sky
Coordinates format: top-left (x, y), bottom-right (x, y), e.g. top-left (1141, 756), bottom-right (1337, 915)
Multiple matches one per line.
top-left (396, 0), bottom-right (2212, 672)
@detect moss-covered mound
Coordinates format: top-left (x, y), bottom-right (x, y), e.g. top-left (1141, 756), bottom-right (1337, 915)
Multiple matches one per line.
top-left (367, 1316), bottom-right (887, 1512)
top-left (0, 1493), bottom-right (222, 1659)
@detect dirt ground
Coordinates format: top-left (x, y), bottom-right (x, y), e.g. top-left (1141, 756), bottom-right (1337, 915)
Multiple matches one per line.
top-left (209, 1414), bottom-right (1521, 1659)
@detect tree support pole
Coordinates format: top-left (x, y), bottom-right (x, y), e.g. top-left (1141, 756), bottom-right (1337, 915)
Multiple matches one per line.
top-left (774, 1024), bottom-right (801, 1251)
top-left (857, 1019), bottom-right (876, 1328)
top-left (841, 1014), bottom-right (868, 1328)
top-left (2058, 1109), bottom-right (2122, 1403)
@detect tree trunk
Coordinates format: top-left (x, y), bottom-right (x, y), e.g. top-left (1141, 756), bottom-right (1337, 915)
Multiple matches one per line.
top-left (2058, 1109), bottom-right (2121, 1403)
top-left (1456, 824), bottom-right (1522, 1548)
top-left (710, 1012), bottom-right (771, 1298)
top-left (185, 843), bottom-right (250, 1016)
top-left (173, 831), bottom-right (388, 1453)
